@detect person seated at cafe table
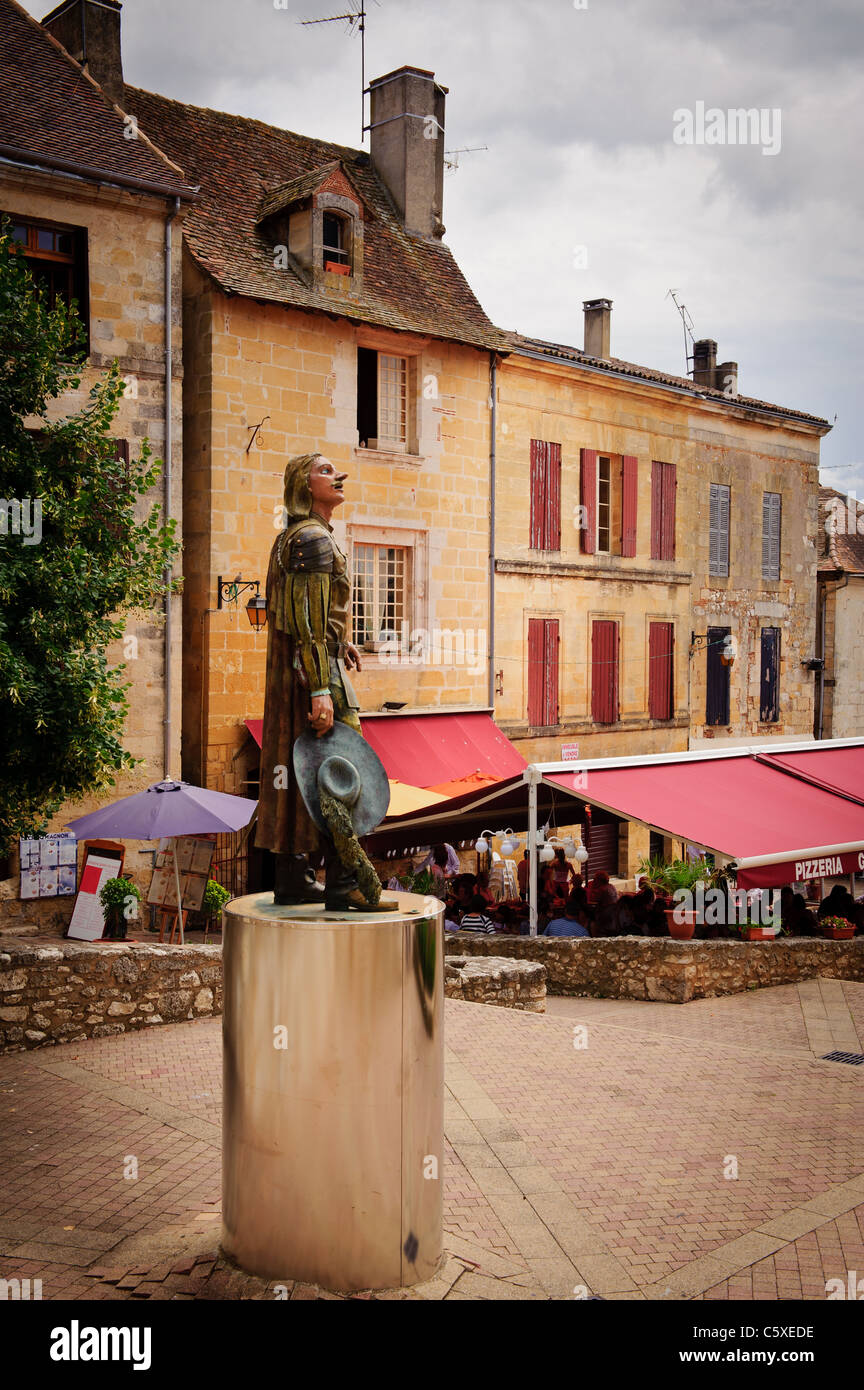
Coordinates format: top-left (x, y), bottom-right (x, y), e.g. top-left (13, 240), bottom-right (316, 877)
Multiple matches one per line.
top-left (445, 874), bottom-right (476, 915)
top-left (817, 882), bottom-right (858, 926)
top-left (780, 886), bottom-right (818, 936)
top-left (543, 892), bottom-right (591, 937)
top-left (458, 894), bottom-right (499, 934)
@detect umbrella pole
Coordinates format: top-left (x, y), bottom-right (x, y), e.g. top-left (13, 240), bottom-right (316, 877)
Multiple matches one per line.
top-left (172, 838), bottom-right (184, 945)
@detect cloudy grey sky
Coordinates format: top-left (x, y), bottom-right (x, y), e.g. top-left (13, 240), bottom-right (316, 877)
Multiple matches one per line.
top-left (25, 0), bottom-right (863, 484)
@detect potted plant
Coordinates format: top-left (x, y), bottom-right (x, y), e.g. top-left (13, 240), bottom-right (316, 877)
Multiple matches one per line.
top-left (738, 917), bottom-right (778, 942)
top-left (202, 878), bottom-right (231, 928)
top-left (99, 876), bottom-right (143, 940)
top-left (819, 914), bottom-right (855, 940)
top-left (638, 855), bottom-right (715, 940)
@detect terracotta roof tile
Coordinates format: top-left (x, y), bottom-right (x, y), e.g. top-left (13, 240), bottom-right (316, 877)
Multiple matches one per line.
top-left (507, 330), bottom-right (829, 428)
top-left (125, 85), bottom-right (509, 353)
top-left (0, 0), bottom-right (195, 198)
top-left (818, 486), bottom-right (864, 573)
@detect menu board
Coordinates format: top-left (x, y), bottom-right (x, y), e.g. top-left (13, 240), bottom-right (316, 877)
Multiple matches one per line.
top-left (147, 836), bottom-right (215, 912)
top-left (66, 846), bottom-right (125, 941)
top-left (19, 833), bottom-right (78, 899)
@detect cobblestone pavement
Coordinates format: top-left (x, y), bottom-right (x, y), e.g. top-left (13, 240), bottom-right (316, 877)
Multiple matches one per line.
top-left (0, 980), bottom-right (862, 1301)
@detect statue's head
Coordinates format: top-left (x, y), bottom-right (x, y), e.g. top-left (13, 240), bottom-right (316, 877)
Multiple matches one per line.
top-left (282, 452), bottom-right (321, 522)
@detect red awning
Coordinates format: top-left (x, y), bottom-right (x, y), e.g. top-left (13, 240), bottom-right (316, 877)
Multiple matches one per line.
top-left (545, 754), bottom-right (864, 889)
top-left (758, 746), bottom-right (864, 806)
top-left (359, 712), bottom-right (525, 788)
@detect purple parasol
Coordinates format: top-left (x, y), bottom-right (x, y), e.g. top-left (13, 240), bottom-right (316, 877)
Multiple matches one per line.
top-left (63, 780), bottom-right (257, 841)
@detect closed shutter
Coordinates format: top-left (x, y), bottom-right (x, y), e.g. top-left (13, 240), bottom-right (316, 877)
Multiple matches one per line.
top-left (530, 440), bottom-right (561, 550)
top-left (650, 461), bottom-right (663, 559)
top-left (648, 621), bottom-right (674, 720)
top-left (760, 628), bottom-right (780, 722)
top-left (585, 822), bottom-right (618, 879)
top-left (580, 448), bottom-right (597, 554)
top-left (528, 618), bottom-right (559, 726)
top-left (709, 483), bottom-right (730, 577)
top-left (762, 492), bottom-right (781, 581)
top-left (621, 455), bottom-right (638, 556)
top-left (651, 461), bottom-right (677, 560)
top-left (591, 620), bottom-right (619, 724)
top-left (662, 463), bottom-right (677, 560)
top-left (706, 625), bottom-right (730, 725)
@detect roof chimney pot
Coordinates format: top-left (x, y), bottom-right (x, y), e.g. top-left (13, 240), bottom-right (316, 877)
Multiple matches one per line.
top-left (369, 66), bottom-right (446, 239)
top-left (583, 298), bottom-right (612, 359)
top-left (41, 0), bottom-right (124, 105)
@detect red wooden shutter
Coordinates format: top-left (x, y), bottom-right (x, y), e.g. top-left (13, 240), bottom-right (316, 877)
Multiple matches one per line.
top-left (661, 463), bottom-right (676, 560)
top-left (648, 621), bottom-right (674, 720)
top-left (650, 460), bottom-right (663, 559)
top-left (529, 440), bottom-right (543, 548)
top-left (621, 455), bottom-right (638, 556)
top-left (580, 448), bottom-right (597, 554)
top-left (547, 443), bottom-right (561, 550)
top-left (530, 440), bottom-right (562, 550)
top-left (528, 617), bottom-right (559, 725)
top-left (543, 618), bottom-right (559, 725)
top-left (591, 620), bottom-right (618, 724)
top-left (528, 618), bottom-right (544, 724)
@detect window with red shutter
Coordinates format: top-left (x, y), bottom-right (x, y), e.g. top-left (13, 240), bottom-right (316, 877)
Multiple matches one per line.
top-left (529, 440), bottom-right (561, 551)
top-left (591, 620), bottom-right (619, 724)
top-left (648, 622), bottom-right (674, 720)
top-left (527, 617), bottom-right (559, 726)
top-left (651, 461), bottom-right (676, 560)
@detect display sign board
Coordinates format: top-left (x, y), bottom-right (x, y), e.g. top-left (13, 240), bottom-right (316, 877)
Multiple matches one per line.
top-left (19, 832), bottom-right (77, 899)
top-left (147, 836), bottom-right (215, 912)
top-left (561, 743), bottom-right (580, 762)
top-left (66, 844), bottom-right (125, 941)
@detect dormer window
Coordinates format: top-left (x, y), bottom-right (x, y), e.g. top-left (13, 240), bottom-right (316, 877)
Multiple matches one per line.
top-left (322, 213), bottom-right (350, 272)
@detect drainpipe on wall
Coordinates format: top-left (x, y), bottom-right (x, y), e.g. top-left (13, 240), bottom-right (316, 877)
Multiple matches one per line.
top-left (818, 573), bottom-right (848, 740)
top-left (488, 352), bottom-right (497, 710)
top-left (163, 197), bottom-right (180, 779)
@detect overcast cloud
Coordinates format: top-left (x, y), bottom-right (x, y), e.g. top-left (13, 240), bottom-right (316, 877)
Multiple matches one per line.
top-left (22, 0), bottom-right (863, 486)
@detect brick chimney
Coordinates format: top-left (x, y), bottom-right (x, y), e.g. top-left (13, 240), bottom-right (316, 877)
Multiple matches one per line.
top-left (583, 298), bottom-right (612, 359)
top-left (369, 66), bottom-right (446, 239)
top-left (41, 0), bottom-right (124, 105)
top-left (692, 338), bottom-right (717, 388)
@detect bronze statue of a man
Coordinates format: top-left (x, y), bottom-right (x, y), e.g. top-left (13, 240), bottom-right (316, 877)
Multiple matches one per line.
top-left (257, 452), bottom-right (391, 911)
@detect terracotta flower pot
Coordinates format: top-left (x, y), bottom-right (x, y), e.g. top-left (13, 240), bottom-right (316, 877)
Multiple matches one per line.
top-left (744, 927), bottom-right (775, 941)
top-left (324, 261), bottom-right (350, 275)
top-left (821, 925), bottom-right (855, 940)
top-left (664, 908), bottom-right (697, 941)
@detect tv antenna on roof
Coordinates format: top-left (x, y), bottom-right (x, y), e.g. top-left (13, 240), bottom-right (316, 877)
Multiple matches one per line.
top-left (299, 1), bottom-right (378, 143)
top-left (666, 289), bottom-right (696, 376)
top-left (444, 145), bottom-right (489, 175)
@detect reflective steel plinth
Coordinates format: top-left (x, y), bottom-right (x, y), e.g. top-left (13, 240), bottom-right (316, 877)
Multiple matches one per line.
top-left (221, 891), bottom-right (444, 1291)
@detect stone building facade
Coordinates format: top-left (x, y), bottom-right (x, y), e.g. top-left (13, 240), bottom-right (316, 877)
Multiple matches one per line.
top-left (494, 309), bottom-right (829, 768)
top-left (0, 0), bottom-right (196, 926)
top-left (816, 488), bottom-right (864, 738)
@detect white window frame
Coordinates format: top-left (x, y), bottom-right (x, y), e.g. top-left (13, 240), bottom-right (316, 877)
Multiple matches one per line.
top-left (347, 525), bottom-right (427, 658)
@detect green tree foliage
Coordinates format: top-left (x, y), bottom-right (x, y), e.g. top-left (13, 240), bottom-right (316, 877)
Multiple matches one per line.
top-left (0, 223), bottom-right (180, 851)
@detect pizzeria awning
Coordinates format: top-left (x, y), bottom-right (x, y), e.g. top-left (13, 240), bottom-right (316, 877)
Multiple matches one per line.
top-left (543, 741), bottom-right (864, 889)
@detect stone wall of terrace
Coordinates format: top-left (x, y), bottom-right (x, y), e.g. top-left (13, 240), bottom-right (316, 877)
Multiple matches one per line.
top-left (445, 934), bottom-right (864, 1004)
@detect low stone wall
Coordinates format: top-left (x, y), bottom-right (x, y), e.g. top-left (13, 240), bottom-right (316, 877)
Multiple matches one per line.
top-left (445, 955), bottom-right (546, 1013)
top-left (445, 934), bottom-right (864, 1004)
top-left (0, 938), bottom-right (222, 1053)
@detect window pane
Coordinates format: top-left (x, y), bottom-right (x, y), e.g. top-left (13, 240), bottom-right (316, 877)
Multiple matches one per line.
top-left (11, 223), bottom-right (28, 244)
top-left (352, 542), bottom-right (408, 645)
top-left (36, 227), bottom-right (55, 252)
top-left (378, 354), bottom-right (407, 446)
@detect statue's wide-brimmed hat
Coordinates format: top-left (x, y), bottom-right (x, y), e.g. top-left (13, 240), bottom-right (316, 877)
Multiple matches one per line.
top-left (293, 723), bottom-right (391, 836)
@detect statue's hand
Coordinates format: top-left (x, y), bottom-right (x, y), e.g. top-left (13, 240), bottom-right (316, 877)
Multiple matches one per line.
top-left (309, 693), bottom-right (334, 738)
top-left (344, 642), bottom-right (363, 672)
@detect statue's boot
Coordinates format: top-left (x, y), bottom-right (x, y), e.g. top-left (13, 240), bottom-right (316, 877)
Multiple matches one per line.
top-left (273, 852), bottom-right (325, 906)
top-left (323, 843), bottom-right (399, 912)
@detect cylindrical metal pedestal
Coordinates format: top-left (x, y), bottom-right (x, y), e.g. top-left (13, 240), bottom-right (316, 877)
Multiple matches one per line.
top-left (221, 891), bottom-right (443, 1291)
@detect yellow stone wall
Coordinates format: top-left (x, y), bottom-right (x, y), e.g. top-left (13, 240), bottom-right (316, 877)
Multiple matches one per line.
top-left (1, 171), bottom-right (183, 831)
top-left (185, 274), bottom-right (493, 791)
top-left (493, 354), bottom-right (823, 763)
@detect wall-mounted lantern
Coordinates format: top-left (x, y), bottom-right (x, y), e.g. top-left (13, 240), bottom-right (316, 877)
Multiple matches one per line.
top-left (217, 576), bottom-right (267, 631)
